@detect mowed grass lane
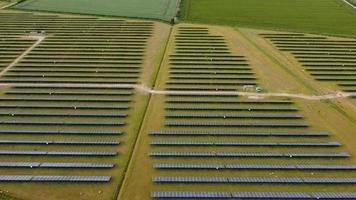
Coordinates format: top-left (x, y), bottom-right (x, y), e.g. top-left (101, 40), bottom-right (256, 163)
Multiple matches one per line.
top-left (180, 0), bottom-right (356, 37)
top-left (14, 0), bottom-right (179, 21)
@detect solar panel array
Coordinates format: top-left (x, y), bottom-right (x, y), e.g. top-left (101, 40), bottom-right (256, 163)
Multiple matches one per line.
top-left (149, 27), bottom-right (356, 199)
top-left (0, 175), bottom-right (110, 182)
top-left (0, 10), bottom-right (153, 184)
top-left (261, 33), bottom-right (356, 100)
top-left (166, 26), bottom-right (256, 91)
top-left (152, 191), bottom-right (356, 199)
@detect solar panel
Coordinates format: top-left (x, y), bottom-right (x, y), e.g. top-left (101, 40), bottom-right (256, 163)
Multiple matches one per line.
top-left (0, 139), bottom-right (119, 145)
top-left (0, 162), bottom-right (113, 168)
top-left (152, 191), bottom-right (356, 199)
top-left (165, 122), bottom-right (308, 127)
top-left (166, 106), bottom-right (297, 111)
top-left (151, 191), bottom-right (231, 198)
top-left (40, 162), bottom-right (114, 168)
top-left (165, 114), bottom-right (303, 119)
top-left (0, 105), bottom-right (129, 110)
top-left (154, 163), bottom-right (356, 170)
top-left (311, 192), bottom-right (356, 199)
top-left (149, 131), bottom-right (328, 136)
top-left (31, 176), bottom-right (110, 182)
top-left (0, 162), bottom-right (40, 167)
top-left (0, 79), bottom-right (138, 84)
top-left (46, 150), bottom-right (117, 156)
top-left (232, 192), bottom-right (312, 199)
top-left (152, 176), bottom-right (356, 183)
top-left (0, 130), bottom-right (122, 135)
top-left (0, 175), bottom-right (32, 181)
top-left (0, 150), bottom-right (117, 156)
top-left (6, 91), bottom-right (133, 96)
top-left (166, 99), bottom-right (293, 104)
top-left (166, 93), bottom-right (238, 97)
top-left (149, 151), bottom-right (348, 158)
top-left (0, 175), bottom-right (110, 182)
top-left (150, 141), bottom-right (338, 146)
top-left (0, 97), bottom-right (130, 102)
top-left (0, 120), bottom-right (125, 126)
top-left (0, 112), bottom-right (128, 118)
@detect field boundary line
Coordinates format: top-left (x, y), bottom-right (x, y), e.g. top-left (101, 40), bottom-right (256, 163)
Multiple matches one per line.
top-left (344, 0), bottom-right (356, 9)
top-left (0, 35), bottom-right (45, 77)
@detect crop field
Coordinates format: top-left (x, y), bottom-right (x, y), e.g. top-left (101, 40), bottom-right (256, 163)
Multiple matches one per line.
top-left (13, 0), bottom-right (180, 21)
top-left (180, 0), bottom-right (356, 37)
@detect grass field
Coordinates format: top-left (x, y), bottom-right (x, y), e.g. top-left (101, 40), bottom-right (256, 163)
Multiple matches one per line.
top-left (13, 0), bottom-right (179, 21)
top-left (180, 0), bottom-right (356, 37)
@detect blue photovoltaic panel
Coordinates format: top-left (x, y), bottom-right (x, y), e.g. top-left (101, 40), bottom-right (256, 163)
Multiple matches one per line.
top-left (166, 99), bottom-right (293, 104)
top-left (166, 106), bottom-right (297, 111)
top-left (150, 140), bottom-right (339, 146)
top-left (151, 191), bottom-right (356, 199)
top-left (149, 131), bottom-right (328, 136)
top-left (0, 112), bottom-right (127, 117)
top-left (164, 122), bottom-right (308, 127)
top-left (149, 151), bottom-right (349, 158)
top-left (0, 120), bottom-right (125, 126)
top-left (0, 97), bottom-right (130, 102)
top-left (0, 139), bottom-right (119, 145)
top-left (0, 162), bottom-right (113, 168)
top-left (0, 150), bottom-right (117, 156)
top-left (0, 105), bottom-right (129, 109)
top-left (5, 91), bottom-right (133, 96)
top-left (165, 114), bottom-right (303, 119)
top-left (0, 130), bottom-right (122, 135)
top-left (154, 163), bottom-right (356, 170)
top-left (152, 176), bottom-right (356, 183)
top-left (0, 175), bottom-right (110, 182)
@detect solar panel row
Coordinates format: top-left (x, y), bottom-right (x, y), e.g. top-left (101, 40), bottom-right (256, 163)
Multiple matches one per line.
top-left (153, 176), bottom-right (356, 183)
top-left (153, 163), bottom-right (356, 170)
top-left (0, 105), bottom-right (129, 109)
top-left (5, 91), bottom-right (133, 95)
top-left (166, 100), bottom-right (293, 104)
top-left (0, 162), bottom-right (113, 168)
top-left (151, 191), bottom-right (356, 199)
top-left (166, 106), bottom-right (298, 111)
top-left (0, 129), bottom-right (122, 135)
top-left (165, 122), bottom-right (308, 127)
top-left (0, 150), bottom-right (117, 156)
top-left (149, 152), bottom-right (349, 158)
top-left (149, 131), bottom-right (328, 136)
top-left (0, 139), bottom-right (119, 145)
top-left (0, 120), bottom-right (125, 126)
top-left (0, 97), bottom-right (130, 102)
top-left (165, 114), bottom-right (303, 119)
top-left (0, 175), bottom-right (110, 182)
top-left (150, 141), bottom-right (339, 146)
top-left (0, 112), bottom-right (128, 117)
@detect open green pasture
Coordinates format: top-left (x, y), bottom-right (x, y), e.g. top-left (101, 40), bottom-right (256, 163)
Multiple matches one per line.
top-left (180, 0), bottom-right (356, 37)
top-left (13, 0), bottom-right (179, 21)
